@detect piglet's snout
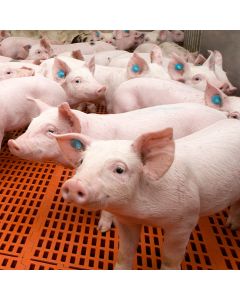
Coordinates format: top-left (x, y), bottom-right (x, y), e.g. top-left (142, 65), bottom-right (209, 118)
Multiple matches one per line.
top-left (62, 179), bottom-right (88, 205)
top-left (96, 86), bottom-right (106, 97)
top-left (8, 139), bottom-right (20, 152)
top-left (219, 83), bottom-right (230, 93)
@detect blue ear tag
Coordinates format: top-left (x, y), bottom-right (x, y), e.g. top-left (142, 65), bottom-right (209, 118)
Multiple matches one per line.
top-left (175, 63), bottom-right (184, 71)
top-left (96, 31), bottom-right (100, 37)
top-left (124, 30), bottom-right (130, 33)
top-left (57, 69), bottom-right (65, 78)
top-left (70, 139), bottom-right (84, 151)
top-left (131, 64), bottom-right (141, 73)
top-left (211, 94), bottom-right (222, 106)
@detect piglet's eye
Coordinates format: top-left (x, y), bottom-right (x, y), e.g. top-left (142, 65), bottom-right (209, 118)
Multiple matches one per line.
top-left (6, 71), bottom-right (11, 74)
top-left (48, 129), bottom-right (55, 133)
top-left (114, 166), bottom-right (125, 174)
top-left (75, 79), bottom-right (81, 84)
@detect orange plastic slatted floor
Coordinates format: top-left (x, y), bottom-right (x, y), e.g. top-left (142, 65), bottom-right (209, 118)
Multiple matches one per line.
top-left (1, 106), bottom-right (240, 270)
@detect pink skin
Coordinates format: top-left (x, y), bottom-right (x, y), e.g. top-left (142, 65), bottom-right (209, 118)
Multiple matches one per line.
top-left (84, 50), bottom-right (129, 66)
top-left (55, 119), bottom-right (240, 270)
top-left (135, 42), bottom-right (189, 61)
top-left (170, 30), bottom-right (184, 43)
top-left (112, 30), bottom-right (145, 51)
top-left (157, 30), bottom-right (184, 43)
top-left (134, 42), bottom-right (163, 53)
top-left (93, 53), bottom-right (172, 111)
top-left (193, 54), bottom-right (206, 65)
top-left (0, 37), bottom-right (41, 59)
top-left (26, 39), bottom-right (113, 61)
top-left (52, 57), bottom-right (106, 107)
top-left (8, 101), bottom-right (227, 232)
top-left (0, 55), bottom-right (12, 62)
top-left (40, 52), bottom-right (170, 109)
top-left (51, 41), bottom-right (115, 56)
top-left (112, 77), bottom-right (240, 114)
top-left (143, 31), bottom-right (162, 44)
top-left (61, 50), bottom-right (129, 66)
top-left (0, 30), bottom-right (11, 42)
top-left (26, 38), bottom-right (54, 60)
top-left (38, 55), bottom-right (86, 79)
top-left (0, 66), bottom-right (35, 81)
top-left (51, 43), bottom-right (95, 55)
top-left (168, 52), bottom-right (230, 92)
top-left (108, 46), bottom-right (172, 70)
top-left (0, 61), bottom-right (40, 73)
top-left (159, 30), bottom-right (173, 42)
top-left (0, 76), bottom-right (67, 149)
top-left (87, 31), bottom-right (106, 43)
top-left (142, 30), bottom-right (183, 44)
top-left (89, 41), bottom-right (116, 52)
top-left (213, 50), bottom-right (237, 95)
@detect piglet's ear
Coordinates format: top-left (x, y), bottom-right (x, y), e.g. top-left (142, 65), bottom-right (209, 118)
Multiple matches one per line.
top-left (132, 128), bottom-right (175, 181)
top-left (203, 50), bottom-right (215, 70)
top-left (26, 96), bottom-right (52, 114)
top-left (168, 53), bottom-right (189, 82)
top-left (71, 50), bottom-right (84, 61)
top-left (58, 102), bottom-right (81, 132)
top-left (40, 37), bottom-right (53, 55)
top-left (194, 54), bottom-right (206, 65)
top-left (127, 53), bottom-right (149, 79)
top-left (23, 44), bottom-right (32, 51)
top-left (204, 81), bottom-right (227, 110)
top-left (20, 66), bottom-right (35, 76)
top-left (53, 132), bottom-right (92, 168)
top-left (53, 58), bottom-right (71, 84)
top-left (150, 45), bottom-right (163, 65)
top-left (85, 56), bottom-right (95, 74)
top-left (0, 30), bottom-right (10, 38)
top-left (158, 30), bottom-right (168, 42)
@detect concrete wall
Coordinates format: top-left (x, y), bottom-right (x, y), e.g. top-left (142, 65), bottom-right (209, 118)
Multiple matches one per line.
top-left (199, 30), bottom-right (240, 95)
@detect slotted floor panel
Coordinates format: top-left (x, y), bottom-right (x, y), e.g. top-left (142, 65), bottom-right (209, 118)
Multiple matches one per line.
top-left (1, 127), bottom-right (240, 270)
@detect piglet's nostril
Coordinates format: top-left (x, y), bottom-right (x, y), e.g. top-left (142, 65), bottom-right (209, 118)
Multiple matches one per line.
top-left (78, 191), bottom-right (84, 197)
top-left (63, 187), bottom-right (69, 194)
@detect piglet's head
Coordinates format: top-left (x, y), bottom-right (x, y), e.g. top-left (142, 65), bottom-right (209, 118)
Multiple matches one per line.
top-left (8, 101), bottom-right (82, 166)
top-left (26, 38), bottom-right (54, 60)
top-left (53, 57), bottom-right (106, 107)
top-left (132, 128), bottom-right (175, 180)
top-left (55, 128), bottom-right (175, 211)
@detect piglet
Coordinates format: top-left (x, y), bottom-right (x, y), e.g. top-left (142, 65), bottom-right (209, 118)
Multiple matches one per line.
top-left (0, 37), bottom-right (41, 59)
top-left (0, 76), bottom-right (67, 149)
top-left (0, 61), bottom-right (38, 81)
top-left (8, 101), bottom-right (227, 232)
top-left (55, 118), bottom-right (240, 269)
top-left (112, 77), bottom-right (240, 115)
top-left (168, 51), bottom-right (235, 94)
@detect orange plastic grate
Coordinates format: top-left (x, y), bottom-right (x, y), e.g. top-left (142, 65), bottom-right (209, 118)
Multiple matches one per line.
top-left (1, 108), bottom-right (240, 270)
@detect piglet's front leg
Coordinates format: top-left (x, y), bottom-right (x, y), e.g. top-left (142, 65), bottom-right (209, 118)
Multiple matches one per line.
top-left (114, 220), bottom-right (141, 270)
top-left (98, 210), bottom-right (113, 232)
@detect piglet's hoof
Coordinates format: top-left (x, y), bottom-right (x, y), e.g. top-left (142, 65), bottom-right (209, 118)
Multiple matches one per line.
top-left (226, 217), bottom-right (240, 231)
top-left (97, 218), bottom-right (112, 233)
